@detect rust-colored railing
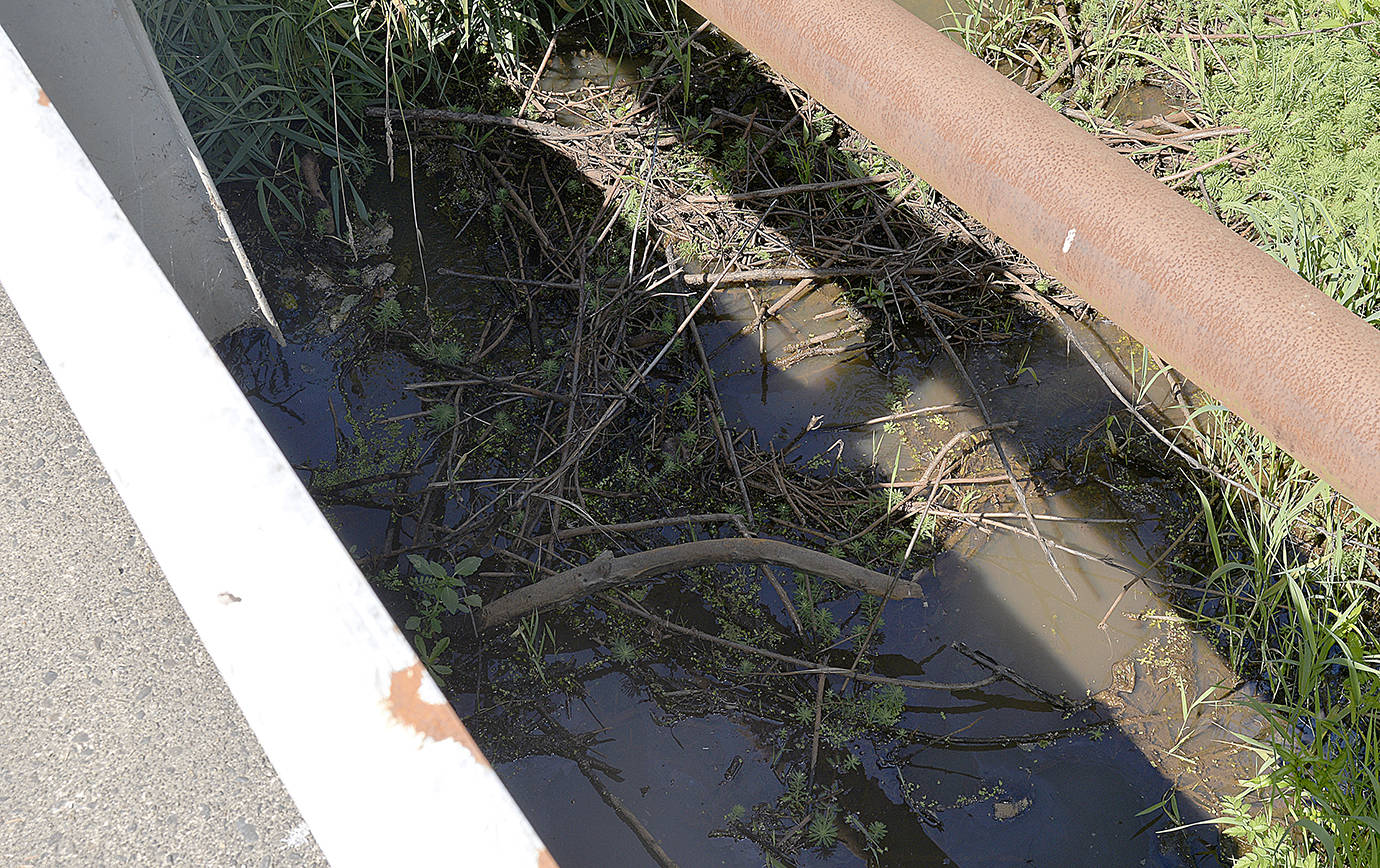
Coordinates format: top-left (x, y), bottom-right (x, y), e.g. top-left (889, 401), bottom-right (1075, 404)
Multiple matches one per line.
top-left (687, 0), bottom-right (1380, 518)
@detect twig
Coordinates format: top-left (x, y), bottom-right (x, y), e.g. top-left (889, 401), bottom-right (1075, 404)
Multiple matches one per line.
top-left (870, 474), bottom-right (1015, 488)
top-left (687, 171), bottom-right (902, 202)
top-left (519, 36), bottom-right (558, 116)
top-left (951, 642), bottom-right (1090, 712)
top-left (746, 178), bottom-right (924, 334)
top-left (309, 470), bottom-right (416, 494)
top-left (405, 373), bottom-right (571, 404)
top-left (836, 423), bottom-right (1018, 548)
top-left (477, 152), bottom-right (557, 254)
top-left (808, 672), bottom-right (827, 786)
top-left (1014, 279), bottom-right (1271, 506)
top-left (366, 105), bottom-right (623, 140)
top-left (1159, 149), bottom-right (1246, 184)
top-left (550, 513), bottom-right (742, 540)
top-left (924, 509), bottom-right (1131, 524)
top-left (1029, 44), bottom-right (1085, 98)
top-left (925, 509), bottom-right (1137, 575)
top-left (605, 595), bottom-right (996, 692)
top-left (684, 295), bottom-right (754, 523)
top-left (681, 296), bottom-right (802, 633)
top-left (681, 264), bottom-right (940, 285)
top-left (911, 283), bottom-right (1078, 600)
top-left (1097, 519), bottom-right (1200, 630)
top-left (897, 721), bottom-right (1108, 749)
top-left (822, 401), bottom-right (970, 430)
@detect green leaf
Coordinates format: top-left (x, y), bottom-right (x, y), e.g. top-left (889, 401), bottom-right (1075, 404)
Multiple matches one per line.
top-left (1296, 818), bottom-right (1335, 861)
top-left (439, 587), bottom-right (462, 614)
top-left (404, 616), bottom-right (420, 631)
top-left (455, 556), bottom-right (483, 577)
top-left (407, 554), bottom-right (449, 580)
top-left (463, 594), bottom-right (482, 608)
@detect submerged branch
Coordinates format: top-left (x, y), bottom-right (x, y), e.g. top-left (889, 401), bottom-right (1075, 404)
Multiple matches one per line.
top-left (607, 595), bottom-right (997, 693)
top-left (477, 538), bottom-right (925, 630)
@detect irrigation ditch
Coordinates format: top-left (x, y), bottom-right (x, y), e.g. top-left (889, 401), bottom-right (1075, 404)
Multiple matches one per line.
top-left (179, 3), bottom-right (1380, 867)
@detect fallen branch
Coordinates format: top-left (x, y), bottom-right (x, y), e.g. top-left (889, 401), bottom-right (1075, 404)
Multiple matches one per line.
top-left (477, 538), bottom-right (925, 630)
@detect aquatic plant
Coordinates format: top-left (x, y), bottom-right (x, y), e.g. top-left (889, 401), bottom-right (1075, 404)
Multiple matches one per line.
top-left (1186, 429), bottom-right (1380, 867)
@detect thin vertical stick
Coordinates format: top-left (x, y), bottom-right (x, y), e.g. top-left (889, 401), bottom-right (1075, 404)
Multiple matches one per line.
top-left (906, 280), bottom-right (1078, 599)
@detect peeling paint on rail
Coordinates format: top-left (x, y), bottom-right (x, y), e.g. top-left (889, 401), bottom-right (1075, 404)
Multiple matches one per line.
top-left (387, 663), bottom-right (488, 760)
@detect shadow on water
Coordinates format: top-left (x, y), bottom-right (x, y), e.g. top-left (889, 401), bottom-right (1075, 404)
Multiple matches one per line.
top-left (218, 21), bottom-right (1264, 867)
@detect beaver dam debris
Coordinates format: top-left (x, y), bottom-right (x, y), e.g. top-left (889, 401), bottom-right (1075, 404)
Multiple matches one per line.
top-left (221, 35), bottom-right (1272, 868)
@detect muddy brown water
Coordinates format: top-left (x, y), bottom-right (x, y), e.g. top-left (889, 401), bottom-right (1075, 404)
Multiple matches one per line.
top-left (891, 0), bottom-right (972, 31)
top-left (694, 282), bottom-right (1263, 864)
top-left (220, 153), bottom-right (1264, 865)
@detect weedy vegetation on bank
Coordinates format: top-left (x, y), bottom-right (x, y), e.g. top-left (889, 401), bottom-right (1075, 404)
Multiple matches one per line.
top-left (957, 0), bottom-right (1380, 862)
top-left (135, 0), bottom-right (674, 231)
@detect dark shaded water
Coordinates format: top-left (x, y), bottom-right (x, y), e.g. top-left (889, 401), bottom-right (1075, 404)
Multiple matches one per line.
top-left (221, 157), bottom-right (1261, 866)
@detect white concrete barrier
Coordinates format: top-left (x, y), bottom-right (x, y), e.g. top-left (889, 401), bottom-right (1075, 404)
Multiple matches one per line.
top-left (0, 25), bottom-right (552, 868)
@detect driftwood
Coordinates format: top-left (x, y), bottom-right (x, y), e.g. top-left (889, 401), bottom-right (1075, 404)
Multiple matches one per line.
top-left (477, 538), bottom-right (924, 630)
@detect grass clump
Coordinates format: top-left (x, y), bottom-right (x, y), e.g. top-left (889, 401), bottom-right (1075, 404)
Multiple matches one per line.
top-left (1189, 423), bottom-right (1380, 866)
top-left (136, 0), bottom-right (451, 222)
top-left (957, 0), bottom-right (1380, 315)
top-left (135, 0), bottom-right (674, 227)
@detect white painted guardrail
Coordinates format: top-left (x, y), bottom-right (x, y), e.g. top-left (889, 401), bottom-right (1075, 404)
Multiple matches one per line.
top-left (0, 27), bottom-right (552, 868)
top-left (0, 0), bottom-right (282, 344)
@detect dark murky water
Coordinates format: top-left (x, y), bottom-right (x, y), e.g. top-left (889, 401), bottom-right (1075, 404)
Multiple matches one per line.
top-left (221, 58), bottom-right (1258, 865)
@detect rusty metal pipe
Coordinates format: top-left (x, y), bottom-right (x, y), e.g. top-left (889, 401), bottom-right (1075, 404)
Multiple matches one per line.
top-left (685, 0), bottom-right (1380, 517)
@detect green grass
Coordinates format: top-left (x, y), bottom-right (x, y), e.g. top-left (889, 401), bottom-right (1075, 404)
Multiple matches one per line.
top-left (136, 0), bottom-right (674, 228)
top-left (956, 0), bottom-right (1380, 317)
top-left (1188, 418), bottom-right (1380, 866)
